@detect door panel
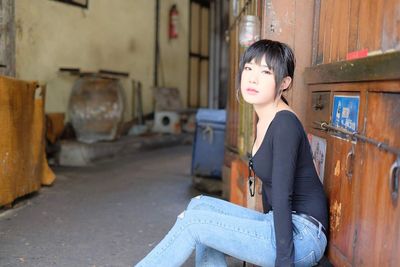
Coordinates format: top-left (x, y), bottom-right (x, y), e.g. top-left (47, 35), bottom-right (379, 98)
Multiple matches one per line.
top-left (326, 91), bottom-right (363, 266)
top-left (326, 137), bottom-right (358, 267)
top-left (354, 92), bottom-right (400, 266)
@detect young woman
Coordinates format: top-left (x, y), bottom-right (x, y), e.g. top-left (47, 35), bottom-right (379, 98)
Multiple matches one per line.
top-left (135, 39), bottom-right (328, 267)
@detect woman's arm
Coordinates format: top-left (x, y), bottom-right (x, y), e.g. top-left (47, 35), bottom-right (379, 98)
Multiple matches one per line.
top-left (270, 115), bottom-right (301, 266)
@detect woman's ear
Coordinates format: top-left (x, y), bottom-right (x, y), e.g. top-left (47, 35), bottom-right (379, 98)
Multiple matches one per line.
top-left (280, 76), bottom-right (292, 90)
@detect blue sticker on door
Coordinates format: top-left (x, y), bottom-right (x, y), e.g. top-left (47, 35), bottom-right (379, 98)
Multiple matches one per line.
top-left (331, 95), bottom-right (360, 132)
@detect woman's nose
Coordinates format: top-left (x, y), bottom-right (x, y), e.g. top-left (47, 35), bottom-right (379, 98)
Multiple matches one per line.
top-left (249, 73), bottom-right (258, 84)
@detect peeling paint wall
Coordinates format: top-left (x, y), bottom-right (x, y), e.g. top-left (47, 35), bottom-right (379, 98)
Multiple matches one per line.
top-left (15, 0), bottom-right (189, 120)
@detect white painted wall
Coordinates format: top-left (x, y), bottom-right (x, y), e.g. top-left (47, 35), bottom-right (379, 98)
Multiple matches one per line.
top-left (15, 0), bottom-right (189, 120)
top-left (158, 0), bottom-right (189, 107)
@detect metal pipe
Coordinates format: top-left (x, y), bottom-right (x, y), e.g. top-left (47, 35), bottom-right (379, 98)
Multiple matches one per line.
top-left (314, 121), bottom-right (400, 156)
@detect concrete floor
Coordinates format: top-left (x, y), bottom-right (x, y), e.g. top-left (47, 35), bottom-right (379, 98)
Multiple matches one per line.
top-left (0, 145), bottom-right (243, 267)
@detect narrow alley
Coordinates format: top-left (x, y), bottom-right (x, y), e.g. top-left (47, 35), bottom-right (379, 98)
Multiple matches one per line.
top-left (1, 1), bottom-right (399, 266)
top-left (0, 145), bottom-right (240, 267)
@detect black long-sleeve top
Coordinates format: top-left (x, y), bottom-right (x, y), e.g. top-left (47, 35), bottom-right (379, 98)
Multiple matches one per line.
top-left (251, 110), bottom-right (328, 266)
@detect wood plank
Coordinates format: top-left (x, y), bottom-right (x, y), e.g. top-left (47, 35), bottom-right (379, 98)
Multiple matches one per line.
top-left (327, 245), bottom-right (353, 267)
top-left (261, 0), bottom-right (270, 39)
top-left (312, 0), bottom-right (321, 65)
top-left (321, 0), bottom-right (334, 63)
top-left (337, 0), bottom-right (350, 61)
top-left (322, 0), bottom-right (334, 63)
top-left (262, 0), bottom-right (295, 46)
top-left (227, 28), bottom-right (236, 148)
top-left (382, 0), bottom-right (400, 51)
top-left (348, 0), bottom-right (361, 52)
top-left (354, 92), bottom-right (400, 266)
top-left (357, 0), bottom-right (370, 50)
top-left (231, 26), bottom-right (240, 149)
top-left (304, 51), bottom-right (400, 84)
top-left (370, 0), bottom-right (384, 51)
top-left (309, 81), bottom-right (400, 94)
top-left (291, 0), bottom-right (315, 123)
top-left (316, 0), bottom-right (326, 64)
top-left (330, 0), bottom-right (342, 62)
top-left (227, 12), bottom-right (241, 150)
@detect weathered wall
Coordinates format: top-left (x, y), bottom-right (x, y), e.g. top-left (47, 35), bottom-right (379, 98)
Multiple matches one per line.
top-left (158, 0), bottom-right (189, 107)
top-left (15, 0), bottom-right (189, 120)
top-left (0, 0), bottom-right (15, 77)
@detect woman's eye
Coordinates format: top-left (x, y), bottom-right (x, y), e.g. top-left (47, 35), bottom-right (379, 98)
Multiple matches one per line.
top-left (244, 66), bottom-right (252, 71)
top-left (261, 70), bottom-right (272, 75)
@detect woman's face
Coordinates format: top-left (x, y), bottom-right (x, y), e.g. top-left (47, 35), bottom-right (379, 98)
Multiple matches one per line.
top-left (240, 56), bottom-right (276, 106)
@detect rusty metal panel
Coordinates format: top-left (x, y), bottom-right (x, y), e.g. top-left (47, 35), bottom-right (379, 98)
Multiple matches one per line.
top-left (0, 77), bottom-right (55, 207)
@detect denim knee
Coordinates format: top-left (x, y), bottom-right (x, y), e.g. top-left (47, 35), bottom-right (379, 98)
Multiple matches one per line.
top-left (187, 195), bottom-right (204, 210)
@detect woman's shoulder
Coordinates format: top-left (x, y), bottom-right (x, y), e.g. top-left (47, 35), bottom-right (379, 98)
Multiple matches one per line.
top-left (273, 110), bottom-right (302, 127)
top-left (268, 110), bottom-right (305, 139)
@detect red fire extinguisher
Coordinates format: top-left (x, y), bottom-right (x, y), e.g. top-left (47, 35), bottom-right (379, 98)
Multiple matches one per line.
top-left (169, 4), bottom-right (179, 39)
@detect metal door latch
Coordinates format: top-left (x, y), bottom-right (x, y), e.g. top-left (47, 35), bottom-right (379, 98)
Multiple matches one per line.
top-left (389, 156), bottom-right (400, 204)
top-left (345, 144), bottom-right (355, 180)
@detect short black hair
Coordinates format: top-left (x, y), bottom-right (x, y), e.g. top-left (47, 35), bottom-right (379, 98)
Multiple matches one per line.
top-left (237, 39), bottom-right (296, 102)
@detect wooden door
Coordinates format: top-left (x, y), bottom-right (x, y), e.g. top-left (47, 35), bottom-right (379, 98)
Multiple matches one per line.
top-left (326, 136), bottom-right (359, 267)
top-left (354, 92), bottom-right (400, 266)
top-left (325, 91), bottom-right (364, 266)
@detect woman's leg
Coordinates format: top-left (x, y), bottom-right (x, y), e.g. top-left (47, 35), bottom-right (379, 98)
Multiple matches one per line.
top-left (134, 209), bottom-right (275, 267)
top-left (187, 195), bottom-right (266, 266)
top-left (195, 245), bottom-right (227, 267)
top-left (186, 195), bottom-right (264, 220)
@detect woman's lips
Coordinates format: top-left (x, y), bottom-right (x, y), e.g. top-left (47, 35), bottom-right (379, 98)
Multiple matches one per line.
top-left (246, 88), bottom-right (259, 95)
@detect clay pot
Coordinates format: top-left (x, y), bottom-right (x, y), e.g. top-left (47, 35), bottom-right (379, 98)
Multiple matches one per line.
top-left (68, 76), bottom-right (124, 143)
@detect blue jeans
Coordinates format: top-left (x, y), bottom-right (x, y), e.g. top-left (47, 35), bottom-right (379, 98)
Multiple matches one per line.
top-left (135, 195), bottom-right (327, 267)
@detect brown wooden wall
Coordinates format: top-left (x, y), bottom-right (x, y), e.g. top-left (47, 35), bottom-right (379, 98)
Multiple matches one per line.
top-left (307, 0), bottom-right (400, 264)
top-left (225, 0), bottom-right (315, 209)
top-left (225, 1), bottom-right (400, 265)
top-left (223, 0), bottom-right (261, 201)
top-left (261, 0), bottom-right (315, 124)
top-left (226, 0), bottom-right (315, 156)
top-left (315, 0), bottom-right (400, 65)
